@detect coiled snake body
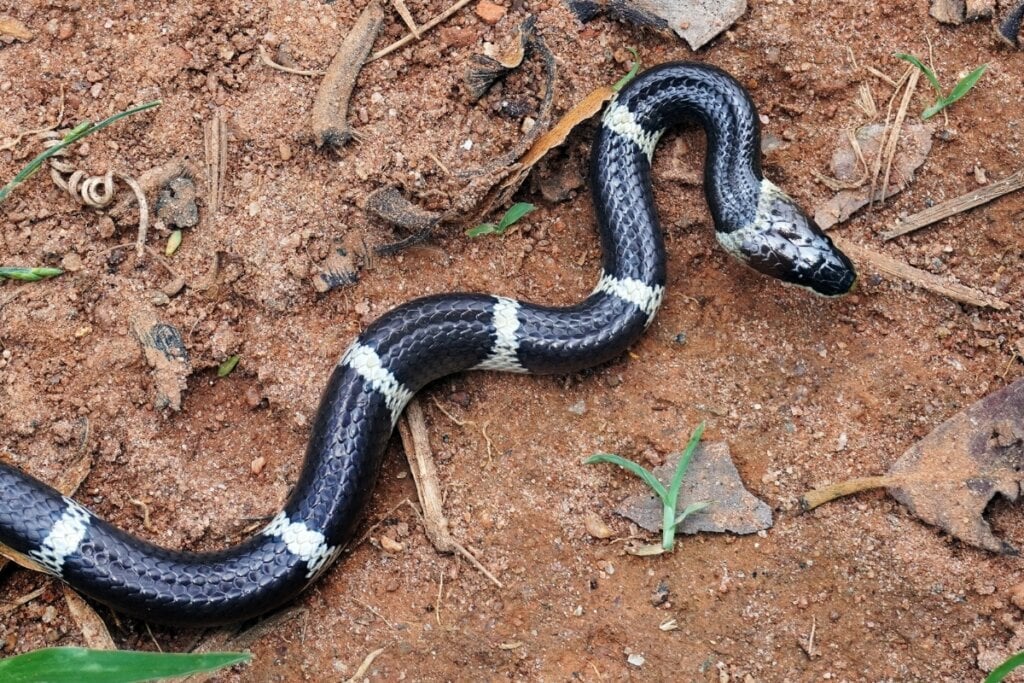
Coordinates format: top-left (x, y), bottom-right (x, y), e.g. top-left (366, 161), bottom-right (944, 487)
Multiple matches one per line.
top-left (0, 63), bottom-right (856, 626)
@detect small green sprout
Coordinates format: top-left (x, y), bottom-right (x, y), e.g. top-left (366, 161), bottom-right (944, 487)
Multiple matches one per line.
top-left (0, 647), bottom-right (250, 683)
top-left (987, 650), bottom-right (1024, 683)
top-left (466, 202), bottom-right (536, 238)
top-left (893, 53), bottom-right (986, 120)
top-left (587, 422), bottom-right (710, 551)
top-left (612, 47), bottom-right (641, 92)
top-left (0, 100), bottom-right (161, 205)
top-left (0, 266), bottom-right (63, 282)
top-left (217, 354), bottom-right (241, 377)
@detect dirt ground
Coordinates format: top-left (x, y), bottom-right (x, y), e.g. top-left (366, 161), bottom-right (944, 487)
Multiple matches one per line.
top-left (1, 0), bottom-right (1024, 680)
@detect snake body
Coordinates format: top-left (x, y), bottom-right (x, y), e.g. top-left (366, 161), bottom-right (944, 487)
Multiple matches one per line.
top-left (0, 63), bottom-right (856, 626)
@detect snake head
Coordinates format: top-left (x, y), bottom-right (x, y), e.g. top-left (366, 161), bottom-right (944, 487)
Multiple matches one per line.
top-left (716, 180), bottom-right (857, 297)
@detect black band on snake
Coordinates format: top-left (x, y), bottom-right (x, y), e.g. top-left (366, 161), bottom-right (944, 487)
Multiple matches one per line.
top-left (0, 63), bottom-right (857, 626)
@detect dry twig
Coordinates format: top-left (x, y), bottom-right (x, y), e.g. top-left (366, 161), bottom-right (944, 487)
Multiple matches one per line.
top-left (397, 397), bottom-right (503, 587)
top-left (258, 44), bottom-right (324, 76)
top-left (368, 0), bottom-right (474, 62)
top-left (831, 235), bottom-right (1008, 310)
top-left (882, 168), bottom-right (1024, 240)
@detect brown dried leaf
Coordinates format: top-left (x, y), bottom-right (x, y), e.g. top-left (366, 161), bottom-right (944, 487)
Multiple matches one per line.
top-left (615, 442), bottom-right (773, 535)
top-left (63, 587), bottom-right (116, 650)
top-left (887, 378), bottom-right (1024, 553)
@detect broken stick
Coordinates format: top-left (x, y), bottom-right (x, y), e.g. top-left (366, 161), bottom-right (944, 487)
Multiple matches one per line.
top-left (881, 168), bottom-right (1024, 241)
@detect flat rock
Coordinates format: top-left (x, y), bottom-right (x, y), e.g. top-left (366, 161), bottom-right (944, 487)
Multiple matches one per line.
top-left (615, 441), bottom-right (772, 535)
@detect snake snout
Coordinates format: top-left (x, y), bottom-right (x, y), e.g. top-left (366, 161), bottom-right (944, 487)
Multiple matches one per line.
top-left (717, 182), bottom-right (858, 297)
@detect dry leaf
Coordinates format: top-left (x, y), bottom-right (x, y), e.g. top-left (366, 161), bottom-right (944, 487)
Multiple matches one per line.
top-left (813, 122), bottom-right (933, 229)
top-left (888, 378), bottom-right (1024, 553)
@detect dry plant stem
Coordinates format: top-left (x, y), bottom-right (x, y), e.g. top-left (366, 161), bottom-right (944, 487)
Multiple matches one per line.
top-left (397, 397), bottom-right (503, 588)
top-left (879, 68), bottom-right (919, 204)
top-left (345, 648), bottom-right (386, 683)
top-left (390, 0), bottom-right (421, 38)
top-left (869, 67), bottom-right (911, 206)
top-left (832, 235), bottom-right (1008, 310)
top-left (882, 168), bottom-right (1024, 240)
top-left (258, 44), bottom-right (324, 76)
top-left (0, 587), bottom-right (45, 615)
top-left (0, 85), bottom-right (64, 152)
top-left (368, 0), bottom-right (474, 62)
top-left (800, 475), bottom-right (899, 510)
top-left (204, 111), bottom-right (227, 216)
top-left (311, 0), bottom-right (384, 149)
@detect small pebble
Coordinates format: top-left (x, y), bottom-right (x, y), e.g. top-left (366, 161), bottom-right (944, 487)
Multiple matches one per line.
top-left (626, 653), bottom-right (645, 667)
top-left (568, 400), bottom-right (586, 415)
top-left (584, 511), bottom-right (613, 539)
top-left (380, 534), bottom-right (404, 553)
top-left (1008, 580), bottom-right (1024, 610)
top-left (250, 456), bottom-right (266, 475)
top-left (278, 141), bottom-right (292, 161)
top-left (475, 0), bottom-right (507, 25)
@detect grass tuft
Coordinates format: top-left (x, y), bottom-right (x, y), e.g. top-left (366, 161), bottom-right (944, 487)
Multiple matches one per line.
top-left (893, 53), bottom-right (986, 120)
top-left (587, 422), bottom-right (709, 551)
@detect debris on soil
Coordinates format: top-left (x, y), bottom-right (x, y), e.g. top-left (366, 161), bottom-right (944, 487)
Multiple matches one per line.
top-left (0, 15), bottom-right (33, 43)
top-left (314, 241), bottom-right (360, 293)
top-left (564, 0), bottom-right (748, 50)
top-left (155, 172), bottom-right (199, 230)
top-left (813, 121), bottom-right (932, 229)
top-left (62, 586), bottom-right (116, 650)
top-left (584, 510), bottom-right (615, 539)
top-left (369, 0), bottom-right (475, 62)
top-left (311, 1), bottom-right (384, 150)
top-left (615, 441), bottom-right (773, 536)
top-left (888, 377), bottom-right (1024, 553)
top-left (998, 0), bottom-right (1024, 46)
top-left (929, 0), bottom-right (996, 24)
top-left (465, 17), bottom-right (534, 101)
top-left (365, 186), bottom-right (442, 254)
top-left (397, 398), bottom-right (503, 587)
top-left (882, 167), bottom-right (1024, 240)
top-left (205, 111), bottom-right (228, 216)
top-left (830, 235), bottom-right (1008, 310)
top-left (803, 378), bottom-right (1024, 554)
top-left (129, 308), bottom-right (192, 411)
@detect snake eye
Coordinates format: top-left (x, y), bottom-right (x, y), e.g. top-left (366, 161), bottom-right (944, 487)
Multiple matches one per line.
top-left (717, 180), bottom-right (857, 297)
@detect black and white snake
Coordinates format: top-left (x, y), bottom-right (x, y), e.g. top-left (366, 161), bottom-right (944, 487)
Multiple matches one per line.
top-left (0, 63), bottom-right (856, 626)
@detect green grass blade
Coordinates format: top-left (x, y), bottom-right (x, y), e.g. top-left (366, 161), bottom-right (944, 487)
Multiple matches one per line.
top-left (674, 500), bottom-right (711, 526)
top-left (667, 422), bottom-right (705, 506)
top-left (0, 266), bottom-right (63, 282)
top-left (921, 101), bottom-right (945, 120)
top-left (986, 650), bottom-right (1024, 683)
top-left (0, 647), bottom-right (250, 683)
top-left (217, 354), bottom-right (241, 377)
top-left (612, 47), bottom-right (641, 92)
top-left (0, 100), bottom-right (160, 205)
top-left (497, 202), bottom-right (536, 231)
top-left (586, 453), bottom-right (667, 501)
top-left (465, 223), bottom-right (497, 237)
top-left (893, 53), bottom-right (942, 94)
top-left (943, 63), bottom-right (987, 107)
